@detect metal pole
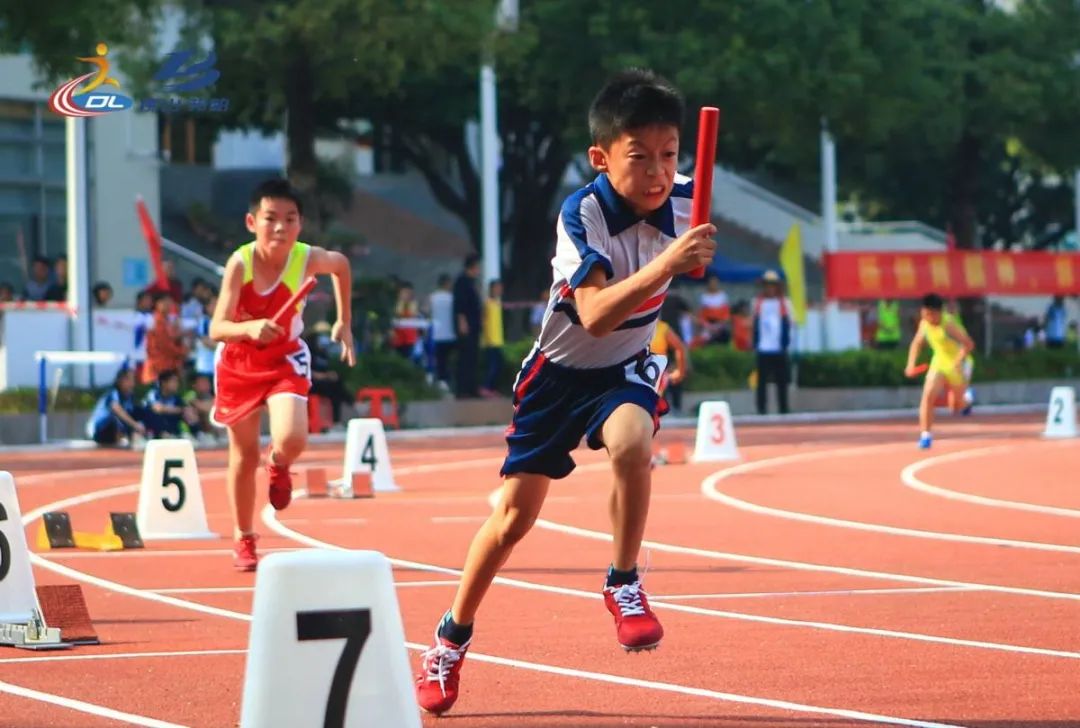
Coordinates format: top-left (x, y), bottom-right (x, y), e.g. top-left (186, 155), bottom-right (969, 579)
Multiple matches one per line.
top-left (38, 355), bottom-right (47, 444)
top-left (66, 117), bottom-right (92, 382)
top-left (480, 64), bottom-right (500, 287)
top-left (821, 123), bottom-right (840, 350)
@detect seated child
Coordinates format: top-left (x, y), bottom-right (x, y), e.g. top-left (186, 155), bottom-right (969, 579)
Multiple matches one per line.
top-left (86, 368), bottom-right (146, 447)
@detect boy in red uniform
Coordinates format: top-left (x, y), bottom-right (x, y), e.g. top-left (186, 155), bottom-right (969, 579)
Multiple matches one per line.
top-left (210, 179), bottom-right (355, 571)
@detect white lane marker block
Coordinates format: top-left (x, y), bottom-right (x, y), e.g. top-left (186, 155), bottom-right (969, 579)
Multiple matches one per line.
top-left (693, 401), bottom-right (740, 462)
top-left (1043, 386), bottom-right (1077, 439)
top-left (136, 439), bottom-right (217, 540)
top-left (336, 419), bottom-right (398, 494)
top-left (240, 549), bottom-right (420, 728)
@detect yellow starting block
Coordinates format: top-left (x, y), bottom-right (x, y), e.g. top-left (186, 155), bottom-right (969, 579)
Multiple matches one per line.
top-left (36, 512), bottom-right (143, 552)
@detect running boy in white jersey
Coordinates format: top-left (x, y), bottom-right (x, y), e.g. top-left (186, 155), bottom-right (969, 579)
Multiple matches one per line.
top-left (415, 68), bottom-right (716, 715)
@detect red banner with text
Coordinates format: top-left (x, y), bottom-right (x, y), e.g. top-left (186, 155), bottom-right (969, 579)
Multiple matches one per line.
top-left (824, 251), bottom-right (1080, 300)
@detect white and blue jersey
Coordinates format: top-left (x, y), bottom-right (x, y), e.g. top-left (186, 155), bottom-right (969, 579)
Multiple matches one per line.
top-left (86, 388), bottom-right (137, 441)
top-left (502, 173), bottom-right (693, 479)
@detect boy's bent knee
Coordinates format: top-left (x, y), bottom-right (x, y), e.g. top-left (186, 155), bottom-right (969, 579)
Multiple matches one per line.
top-left (608, 436), bottom-right (653, 473)
top-left (494, 507), bottom-right (536, 547)
top-left (273, 432), bottom-right (307, 458)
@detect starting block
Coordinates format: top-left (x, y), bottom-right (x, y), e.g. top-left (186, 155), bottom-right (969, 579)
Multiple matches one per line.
top-left (240, 550), bottom-right (420, 727)
top-left (692, 401), bottom-right (740, 462)
top-left (36, 511), bottom-right (142, 552)
top-left (1044, 386), bottom-right (1078, 439)
top-left (653, 441), bottom-right (688, 466)
top-left (0, 472), bottom-right (97, 649)
top-left (298, 467), bottom-right (329, 498)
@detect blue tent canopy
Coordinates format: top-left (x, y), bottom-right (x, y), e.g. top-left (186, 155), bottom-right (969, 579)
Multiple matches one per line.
top-left (678, 254), bottom-right (774, 284)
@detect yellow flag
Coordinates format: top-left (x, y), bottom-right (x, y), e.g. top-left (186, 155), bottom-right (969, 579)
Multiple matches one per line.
top-left (778, 222), bottom-right (807, 325)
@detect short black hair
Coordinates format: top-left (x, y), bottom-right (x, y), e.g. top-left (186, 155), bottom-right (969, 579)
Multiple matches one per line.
top-left (157, 369), bottom-right (179, 386)
top-left (922, 293), bottom-right (944, 310)
top-left (464, 253), bottom-right (481, 270)
top-left (588, 68), bottom-right (684, 147)
top-left (249, 178), bottom-right (304, 216)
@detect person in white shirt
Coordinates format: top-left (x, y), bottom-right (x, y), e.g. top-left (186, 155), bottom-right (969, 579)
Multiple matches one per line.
top-left (428, 273), bottom-right (456, 389)
top-left (752, 270), bottom-right (793, 415)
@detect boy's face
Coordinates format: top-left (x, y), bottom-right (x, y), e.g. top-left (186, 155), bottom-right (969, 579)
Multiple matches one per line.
top-left (588, 124), bottom-right (680, 216)
top-left (161, 376), bottom-right (179, 395)
top-left (921, 307), bottom-right (942, 325)
top-left (194, 376), bottom-right (210, 394)
top-left (246, 197), bottom-right (302, 254)
top-left (117, 372), bottom-right (134, 393)
top-left (490, 282), bottom-right (503, 298)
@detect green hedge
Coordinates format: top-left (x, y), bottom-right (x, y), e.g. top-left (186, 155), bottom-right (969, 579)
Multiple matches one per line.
top-left (332, 350), bottom-right (442, 404)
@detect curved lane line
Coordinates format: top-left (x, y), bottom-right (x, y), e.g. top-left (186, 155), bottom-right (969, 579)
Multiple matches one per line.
top-left (901, 445), bottom-right (1080, 519)
top-left (701, 445), bottom-right (1080, 554)
top-left (15, 483), bottom-right (955, 727)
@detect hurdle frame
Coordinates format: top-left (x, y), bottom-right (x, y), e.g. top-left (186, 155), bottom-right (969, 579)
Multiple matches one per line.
top-left (34, 350), bottom-right (129, 443)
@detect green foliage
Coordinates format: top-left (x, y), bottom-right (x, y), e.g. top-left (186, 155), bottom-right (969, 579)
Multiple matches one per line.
top-left (0, 388), bottom-right (101, 414)
top-left (683, 346), bottom-right (1080, 390)
top-left (332, 350), bottom-right (440, 405)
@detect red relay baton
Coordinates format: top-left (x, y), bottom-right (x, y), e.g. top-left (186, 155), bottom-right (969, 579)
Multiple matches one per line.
top-left (272, 276), bottom-right (317, 326)
top-left (907, 363), bottom-right (929, 377)
top-left (689, 106), bottom-right (721, 279)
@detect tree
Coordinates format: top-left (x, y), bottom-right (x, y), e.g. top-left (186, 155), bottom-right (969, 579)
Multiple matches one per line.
top-left (0, 2), bottom-right (159, 82)
top-left (179, 0), bottom-right (491, 232)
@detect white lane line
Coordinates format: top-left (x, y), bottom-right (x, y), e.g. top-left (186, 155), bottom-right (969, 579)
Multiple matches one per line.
top-left (265, 503), bottom-right (1080, 661)
top-left (901, 445), bottom-right (1080, 518)
top-left (151, 580), bottom-right (459, 594)
top-left (20, 487), bottom-right (958, 727)
top-left (652, 586), bottom-right (976, 600)
top-left (702, 444), bottom-right (1080, 554)
top-left (40, 547), bottom-right (297, 559)
top-left (0, 648), bottom-right (246, 664)
top-left (0, 679), bottom-right (186, 728)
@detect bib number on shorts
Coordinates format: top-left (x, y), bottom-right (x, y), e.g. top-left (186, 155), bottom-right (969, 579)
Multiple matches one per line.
top-left (286, 349), bottom-right (311, 378)
top-left (625, 353), bottom-right (667, 394)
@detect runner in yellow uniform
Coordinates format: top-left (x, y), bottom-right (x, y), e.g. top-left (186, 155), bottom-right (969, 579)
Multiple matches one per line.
top-left (943, 299), bottom-right (975, 415)
top-left (904, 293), bottom-right (974, 449)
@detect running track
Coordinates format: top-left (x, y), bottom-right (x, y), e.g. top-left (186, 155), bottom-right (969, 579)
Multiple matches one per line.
top-left (2, 414), bottom-right (1079, 727)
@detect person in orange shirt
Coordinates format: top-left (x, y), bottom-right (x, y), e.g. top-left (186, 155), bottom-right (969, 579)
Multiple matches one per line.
top-left (730, 300), bottom-right (752, 352)
top-left (651, 318), bottom-right (688, 415)
top-left (142, 293), bottom-right (187, 385)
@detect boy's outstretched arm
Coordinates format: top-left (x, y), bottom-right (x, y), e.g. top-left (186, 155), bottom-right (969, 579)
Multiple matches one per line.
top-left (575, 223), bottom-right (716, 337)
top-left (904, 325), bottom-right (926, 377)
top-left (209, 254), bottom-right (284, 343)
top-left (308, 247), bottom-right (355, 366)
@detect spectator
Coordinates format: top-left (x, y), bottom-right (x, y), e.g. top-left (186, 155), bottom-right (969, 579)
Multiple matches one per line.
top-left (0, 282), bottom-right (13, 302)
top-left (182, 373), bottom-right (220, 444)
top-left (143, 369), bottom-right (195, 438)
top-left (145, 259), bottom-right (184, 303)
top-left (44, 255), bottom-right (67, 302)
top-left (23, 256), bottom-right (52, 301)
top-left (86, 368), bottom-right (146, 447)
top-left (1045, 296), bottom-right (1067, 349)
top-left (428, 274), bottom-right (456, 391)
top-left (391, 281), bottom-right (422, 360)
top-left (730, 300), bottom-right (752, 352)
top-left (143, 293), bottom-right (188, 385)
top-left (92, 281), bottom-right (113, 307)
top-left (181, 278), bottom-right (212, 320)
top-left (698, 274), bottom-right (731, 344)
top-left (875, 298), bottom-right (902, 349)
top-left (480, 279), bottom-right (504, 397)
top-left (453, 254), bottom-right (483, 399)
top-left (132, 290), bottom-right (155, 380)
top-left (192, 294), bottom-right (217, 380)
top-left (307, 322), bottom-right (353, 427)
top-left (752, 270), bottom-right (793, 415)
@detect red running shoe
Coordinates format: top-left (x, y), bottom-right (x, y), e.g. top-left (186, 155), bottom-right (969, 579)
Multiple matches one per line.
top-left (415, 629), bottom-right (471, 715)
top-left (266, 446), bottom-right (292, 511)
top-left (603, 580), bottom-right (664, 651)
top-left (233, 533), bottom-right (258, 572)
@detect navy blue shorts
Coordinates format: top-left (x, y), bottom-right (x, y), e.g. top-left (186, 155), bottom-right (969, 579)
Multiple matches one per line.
top-left (500, 348), bottom-right (665, 480)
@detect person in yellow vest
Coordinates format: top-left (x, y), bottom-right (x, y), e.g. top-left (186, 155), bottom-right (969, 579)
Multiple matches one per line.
top-left (875, 299), bottom-right (901, 349)
top-left (904, 293), bottom-right (974, 449)
top-left (479, 279), bottom-right (505, 398)
top-left (650, 317), bottom-right (688, 415)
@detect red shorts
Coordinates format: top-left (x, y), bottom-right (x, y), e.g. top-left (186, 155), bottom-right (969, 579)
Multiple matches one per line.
top-left (212, 339), bottom-right (312, 427)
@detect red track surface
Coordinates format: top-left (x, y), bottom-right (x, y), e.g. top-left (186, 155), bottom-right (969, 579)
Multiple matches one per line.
top-left (2, 414), bottom-right (1080, 727)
